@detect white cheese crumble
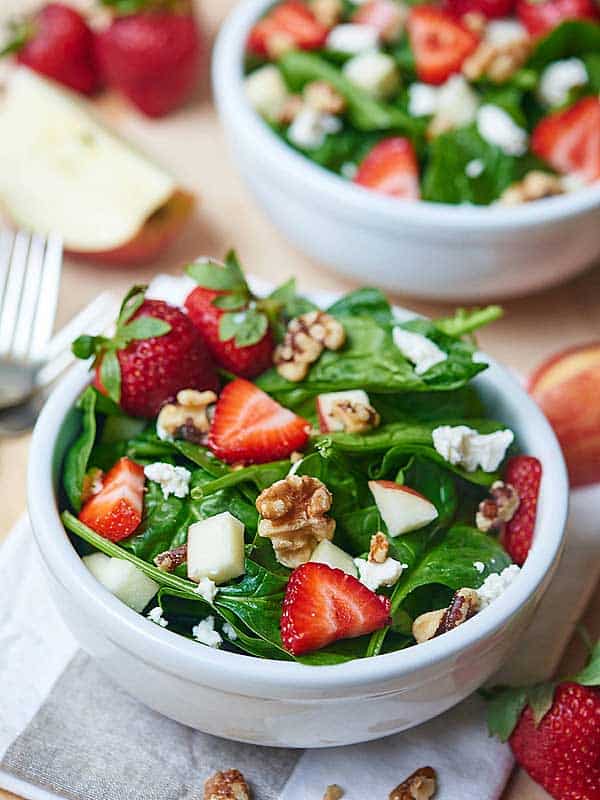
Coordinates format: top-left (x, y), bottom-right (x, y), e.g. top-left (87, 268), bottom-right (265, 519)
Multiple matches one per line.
top-left (147, 606), bottom-right (168, 627)
top-left (342, 51), bottom-right (399, 99)
top-left (473, 561), bottom-right (485, 574)
top-left (432, 425), bottom-right (514, 472)
top-left (478, 564), bottom-right (521, 608)
top-left (465, 158), bottom-right (485, 178)
top-left (341, 161), bottom-right (358, 179)
top-left (288, 107), bottom-right (342, 150)
top-left (144, 462), bottom-right (191, 499)
top-left (408, 76), bottom-right (479, 131)
top-left (354, 557), bottom-right (404, 592)
top-left (477, 105), bottom-right (528, 156)
top-left (408, 83), bottom-right (439, 116)
top-left (193, 576), bottom-right (218, 604)
top-left (146, 274), bottom-right (195, 309)
top-left (538, 58), bottom-right (588, 108)
top-left (485, 19), bottom-right (528, 45)
top-left (326, 23), bottom-right (380, 54)
top-left (393, 327), bottom-right (448, 375)
top-left (245, 64), bottom-right (290, 120)
top-left (222, 622), bottom-right (238, 641)
top-left (192, 616), bottom-right (223, 648)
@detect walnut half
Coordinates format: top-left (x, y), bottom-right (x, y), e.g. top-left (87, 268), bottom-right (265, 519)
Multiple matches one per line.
top-left (204, 769), bottom-right (251, 800)
top-left (156, 389), bottom-right (217, 444)
top-left (390, 767), bottom-right (437, 800)
top-left (256, 474), bottom-right (336, 567)
top-left (476, 480), bottom-right (520, 532)
top-left (330, 398), bottom-right (381, 434)
top-left (274, 311), bottom-right (346, 382)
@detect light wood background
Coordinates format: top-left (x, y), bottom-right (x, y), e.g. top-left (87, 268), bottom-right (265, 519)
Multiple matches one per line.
top-left (0, 1), bottom-right (598, 797)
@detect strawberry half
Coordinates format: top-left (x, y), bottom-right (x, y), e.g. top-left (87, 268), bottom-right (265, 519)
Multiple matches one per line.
top-left (354, 137), bottom-right (420, 199)
top-left (208, 378), bottom-right (310, 464)
top-left (79, 457), bottom-right (145, 541)
top-left (501, 455), bottom-right (542, 566)
top-left (248, 0), bottom-right (329, 56)
top-left (516, 0), bottom-right (598, 35)
top-left (444, 0), bottom-right (516, 20)
top-left (281, 562), bottom-right (392, 655)
top-left (407, 6), bottom-right (479, 85)
top-left (532, 97), bottom-right (600, 186)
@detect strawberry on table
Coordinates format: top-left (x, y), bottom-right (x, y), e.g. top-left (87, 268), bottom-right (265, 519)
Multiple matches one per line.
top-left (1, 3), bottom-right (100, 95)
top-left (500, 455), bottom-right (542, 566)
top-left (532, 97), bottom-right (600, 186)
top-left (407, 6), bottom-right (479, 85)
top-left (516, 0), bottom-right (598, 35)
top-left (95, 0), bottom-right (203, 118)
top-left (208, 378), bottom-right (310, 464)
top-left (79, 457), bottom-right (145, 541)
top-left (72, 286), bottom-right (218, 419)
top-left (354, 137), bottom-right (420, 199)
top-left (248, 0), bottom-right (329, 57)
top-left (281, 562), bottom-right (392, 655)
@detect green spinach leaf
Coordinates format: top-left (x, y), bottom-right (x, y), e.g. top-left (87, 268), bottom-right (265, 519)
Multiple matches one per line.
top-left (63, 387), bottom-right (97, 512)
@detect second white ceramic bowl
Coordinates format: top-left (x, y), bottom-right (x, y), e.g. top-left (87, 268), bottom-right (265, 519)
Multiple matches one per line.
top-left (212, 0), bottom-right (600, 301)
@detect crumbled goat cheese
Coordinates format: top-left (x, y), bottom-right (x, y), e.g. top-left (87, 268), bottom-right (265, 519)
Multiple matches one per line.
top-left (538, 58), bottom-right (588, 108)
top-left (465, 158), bottom-right (485, 178)
top-left (408, 83), bottom-right (439, 117)
top-left (343, 51), bottom-right (399, 99)
top-left (473, 561), bottom-right (485, 574)
top-left (393, 327), bottom-right (448, 375)
top-left (146, 274), bottom-right (195, 309)
top-left (341, 161), bottom-right (358, 179)
top-left (192, 616), bottom-right (223, 648)
top-left (408, 76), bottom-right (479, 130)
top-left (354, 557), bottom-right (404, 592)
top-left (477, 105), bottom-right (528, 156)
top-left (245, 64), bottom-right (290, 120)
top-left (288, 107), bottom-right (342, 150)
top-left (485, 19), bottom-right (528, 45)
top-left (144, 462), bottom-right (191, 499)
top-left (326, 24), bottom-right (380, 54)
top-left (478, 564), bottom-right (521, 608)
top-left (222, 622), bottom-right (238, 641)
top-left (194, 576), bottom-right (218, 604)
top-left (147, 606), bottom-right (168, 627)
top-left (432, 425), bottom-right (514, 472)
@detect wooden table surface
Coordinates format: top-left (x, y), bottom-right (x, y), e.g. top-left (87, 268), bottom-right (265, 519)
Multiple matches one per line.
top-left (1, 1), bottom-right (599, 797)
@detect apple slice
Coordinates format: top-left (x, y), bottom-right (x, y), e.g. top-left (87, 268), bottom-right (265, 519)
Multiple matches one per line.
top-left (310, 539), bottom-right (358, 576)
top-left (0, 68), bottom-right (194, 265)
top-left (317, 389), bottom-right (371, 433)
top-left (369, 479), bottom-right (438, 536)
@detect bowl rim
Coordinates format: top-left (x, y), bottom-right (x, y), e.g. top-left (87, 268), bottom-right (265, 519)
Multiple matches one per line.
top-left (28, 292), bottom-right (569, 696)
top-left (212, 0), bottom-right (600, 233)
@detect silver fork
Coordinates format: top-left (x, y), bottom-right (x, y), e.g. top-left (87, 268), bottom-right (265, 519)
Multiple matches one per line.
top-left (0, 228), bottom-right (63, 410)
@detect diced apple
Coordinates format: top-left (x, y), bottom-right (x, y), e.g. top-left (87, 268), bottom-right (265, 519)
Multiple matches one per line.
top-left (187, 511), bottom-right (246, 585)
top-left (342, 51), bottom-right (400, 100)
top-left (317, 389), bottom-right (371, 432)
top-left (0, 68), bottom-right (193, 265)
top-left (245, 64), bottom-right (290, 121)
top-left (369, 479), bottom-right (438, 536)
top-left (83, 553), bottom-right (159, 612)
top-left (310, 540), bottom-right (358, 576)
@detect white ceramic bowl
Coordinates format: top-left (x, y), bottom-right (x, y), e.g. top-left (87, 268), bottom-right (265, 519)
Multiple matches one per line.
top-left (212, 0), bottom-right (600, 301)
top-left (28, 303), bottom-right (568, 747)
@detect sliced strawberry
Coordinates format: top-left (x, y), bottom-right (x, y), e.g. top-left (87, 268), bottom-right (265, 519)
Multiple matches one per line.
top-left (208, 378), bottom-right (310, 464)
top-left (248, 0), bottom-right (329, 56)
top-left (79, 457), bottom-right (144, 542)
top-left (354, 0), bottom-right (406, 41)
top-left (516, 0), bottom-right (597, 35)
top-left (354, 137), bottom-right (420, 199)
top-left (281, 562), bottom-right (392, 655)
top-left (532, 97), bottom-right (600, 185)
top-left (501, 455), bottom-right (542, 566)
top-left (407, 6), bottom-right (479, 85)
top-left (444, 0), bottom-right (516, 19)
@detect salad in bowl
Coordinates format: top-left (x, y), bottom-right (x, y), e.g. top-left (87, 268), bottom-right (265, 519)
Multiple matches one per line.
top-left (59, 254), bottom-right (543, 665)
top-left (242, 0), bottom-right (599, 205)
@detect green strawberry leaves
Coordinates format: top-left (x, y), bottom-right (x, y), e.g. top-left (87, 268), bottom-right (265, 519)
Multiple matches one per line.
top-left (219, 308), bottom-right (269, 348)
top-left (575, 640), bottom-right (600, 686)
top-left (187, 252), bottom-right (249, 293)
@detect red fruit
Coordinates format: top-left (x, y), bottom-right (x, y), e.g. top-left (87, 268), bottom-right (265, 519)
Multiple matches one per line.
top-left (501, 455), bottom-right (542, 565)
top-left (94, 299), bottom-right (219, 418)
top-left (509, 682), bottom-right (600, 800)
top-left (354, 137), bottom-right (420, 199)
top-left (95, 9), bottom-right (202, 117)
top-left (185, 287), bottom-right (274, 379)
top-left (532, 97), bottom-right (600, 185)
top-left (208, 378), bottom-right (309, 465)
top-left (444, 0), bottom-right (515, 19)
top-left (407, 6), bottom-right (479, 85)
top-left (516, 0), bottom-right (597, 35)
top-left (7, 3), bottom-right (100, 95)
top-left (248, 0), bottom-right (329, 56)
top-left (79, 457), bottom-right (145, 542)
top-left (281, 562), bottom-right (392, 655)
top-left (354, 0), bottom-right (406, 41)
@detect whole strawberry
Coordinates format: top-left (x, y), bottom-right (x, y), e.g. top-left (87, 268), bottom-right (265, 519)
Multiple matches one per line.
top-left (501, 455), bottom-right (542, 566)
top-left (95, 0), bottom-right (203, 117)
top-left (72, 286), bottom-right (218, 418)
top-left (488, 643), bottom-right (600, 800)
top-left (1, 3), bottom-right (100, 95)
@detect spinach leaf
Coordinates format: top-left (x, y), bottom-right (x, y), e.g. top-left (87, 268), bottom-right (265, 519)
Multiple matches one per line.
top-left (63, 387), bottom-right (97, 512)
top-left (326, 287), bottom-right (394, 325)
top-left (526, 20), bottom-right (600, 72)
top-left (191, 460), bottom-right (290, 499)
top-left (299, 127), bottom-right (382, 174)
top-left (371, 386), bottom-right (485, 425)
top-left (373, 443), bottom-right (500, 487)
top-left (121, 481), bottom-right (191, 562)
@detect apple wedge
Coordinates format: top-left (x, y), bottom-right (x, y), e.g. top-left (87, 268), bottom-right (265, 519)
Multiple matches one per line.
top-left (369, 479), bottom-right (438, 536)
top-left (317, 390), bottom-right (372, 432)
top-left (0, 68), bottom-right (194, 265)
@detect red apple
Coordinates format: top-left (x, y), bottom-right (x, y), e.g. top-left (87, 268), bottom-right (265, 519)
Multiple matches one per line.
top-left (317, 390), bottom-right (372, 433)
top-left (369, 479), bottom-right (439, 536)
top-left (529, 343), bottom-right (600, 487)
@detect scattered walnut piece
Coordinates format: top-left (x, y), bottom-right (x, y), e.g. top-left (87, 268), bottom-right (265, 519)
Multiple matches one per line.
top-left (476, 480), bottom-right (520, 532)
top-left (304, 80), bottom-right (347, 114)
top-left (311, 0), bottom-right (343, 27)
top-left (265, 31), bottom-right (295, 59)
top-left (323, 785), bottom-right (344, 800)
top-left (156, 389), bottom-right (217, 444)
top-left (462, 37), bottom-right (531, 83)
top-left (204, 769), bottom-right (251, 800)
top-left (369, 532), bottom-right (389, 564)
top-left (462, 11), bottom-right (487, 34)
top-left (274, 311), bottom-right (346, 382)
top-left (390, 767), bottom-right (437, 800)
top-left (154, 544), bottom-right (188, 573)
top-left (278, 94), bottom-right (304, 124)
top-left (499, 171), bottom-right (565, 206)
top-left (413, 588), bottom-right (480, 643)
top-left (256, 474), bottom-right (336, 567)
top-left (412, 608), bottom-right (446, 644)
top-left (330, 398), bottom-right (381, 434)
top-left (81, 467), bottom-right (104, 505)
